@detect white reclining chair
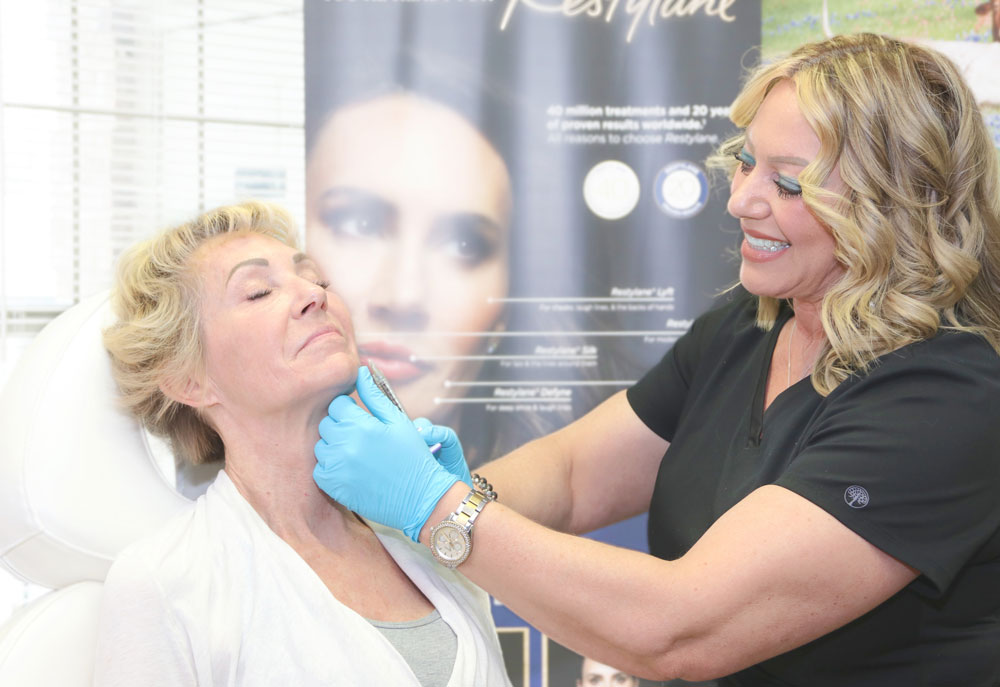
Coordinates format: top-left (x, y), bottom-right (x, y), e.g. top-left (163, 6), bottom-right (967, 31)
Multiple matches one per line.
top-left (0, 291), bottom-right (219, 685)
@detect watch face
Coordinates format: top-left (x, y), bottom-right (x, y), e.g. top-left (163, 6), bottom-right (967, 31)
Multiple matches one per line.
top-left (432, 521), bottom-right (470, 565)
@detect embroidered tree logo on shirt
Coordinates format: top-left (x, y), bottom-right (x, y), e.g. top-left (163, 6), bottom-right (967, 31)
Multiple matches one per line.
top-left (844, 485), bottom-right (870, 509)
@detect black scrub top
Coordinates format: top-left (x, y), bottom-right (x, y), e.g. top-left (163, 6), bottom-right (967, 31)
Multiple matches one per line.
top-left (627, 290), bottom-right (1000, 686)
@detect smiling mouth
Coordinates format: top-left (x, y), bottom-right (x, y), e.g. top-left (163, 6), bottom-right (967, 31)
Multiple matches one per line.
top-left (745, 234), bottom-right (790, 252)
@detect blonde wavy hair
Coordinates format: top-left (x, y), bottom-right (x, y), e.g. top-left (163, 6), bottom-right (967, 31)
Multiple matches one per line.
top-left (713, 33), bottom-right (1000, 394)
top-left (103, 201), bottom-right (299, 465)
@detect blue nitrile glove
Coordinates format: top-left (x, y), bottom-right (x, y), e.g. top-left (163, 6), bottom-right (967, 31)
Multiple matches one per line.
top-left (313, 365), bottom-right (459, 542)
top-left (413, 417), bottom-right (472, 488)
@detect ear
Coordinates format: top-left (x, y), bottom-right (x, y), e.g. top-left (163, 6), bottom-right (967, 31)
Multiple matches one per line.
top-left (159, 369), bottom-right (218, 409)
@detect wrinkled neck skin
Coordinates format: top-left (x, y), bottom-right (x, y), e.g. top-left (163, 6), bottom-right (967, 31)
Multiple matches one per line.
top-left (212, 395), bottom-right (362, 551)
top-left (789, 295), bottom-right (826, 344)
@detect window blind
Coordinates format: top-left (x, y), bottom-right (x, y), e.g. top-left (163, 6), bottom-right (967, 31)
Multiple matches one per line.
top-left (0, 0), bottom-right (305, 622)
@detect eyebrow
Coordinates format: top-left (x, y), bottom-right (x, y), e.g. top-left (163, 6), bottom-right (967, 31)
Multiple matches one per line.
top-left (743, 133), bottom-right (810, 167)
top-left (226, 258), bottom-right (268, 284)
top-left (769, 154), bottom-right (810, 166)
top-left (226, 253), bottom-right (315, 285)
top-left (320, 186), bottom-right (504, 234)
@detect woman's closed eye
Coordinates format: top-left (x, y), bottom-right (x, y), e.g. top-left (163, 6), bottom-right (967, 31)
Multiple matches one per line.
top-left (247, 278), bottom-right (329, 302)
top-left (735, 147), bottom-right (803, 199)
top-left (735, 148), bottom-right (756, 176)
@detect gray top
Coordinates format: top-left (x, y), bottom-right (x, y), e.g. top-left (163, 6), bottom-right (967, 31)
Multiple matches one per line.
top-left (369, 610), bottom-right (458, 687)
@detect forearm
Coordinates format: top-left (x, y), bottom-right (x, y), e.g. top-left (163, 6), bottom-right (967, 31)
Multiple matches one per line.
top-left (476, 430), bottom-right (576, 531)
top-left (420, 484), bottom-right (919, 682)
top-left (476, 390), bottom-right (666, 534)
top-left (421, 482), bottom-right (697, 679)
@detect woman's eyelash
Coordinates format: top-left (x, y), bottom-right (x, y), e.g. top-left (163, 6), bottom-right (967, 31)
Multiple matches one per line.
top-left (247, 279), bottom-right (326, 301)
top-left (734, 151), bottom-right (753, 174)
top-left (736, 148), bottom-right (803, 199)
top-left (776, 177), bottom-right (802, 198)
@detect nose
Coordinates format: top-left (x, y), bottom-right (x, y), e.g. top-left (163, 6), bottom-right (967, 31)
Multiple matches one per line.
top-left (367, 244), bottom-right (429, 330)
top-left (297, 279), bottom-right (328, 318)
top-left (727, 170), bottom-right (770, 221)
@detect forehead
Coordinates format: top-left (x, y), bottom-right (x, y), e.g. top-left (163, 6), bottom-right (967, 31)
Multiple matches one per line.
top-left (310, 95), bottom-right (511, 212)
top-left (193, 233), bottom-right (299, 278)
top-left (746, 79), bottom-right (820, 156)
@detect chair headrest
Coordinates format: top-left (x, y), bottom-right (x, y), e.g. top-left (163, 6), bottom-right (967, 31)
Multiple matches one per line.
top-left (0, 292), bottom-right (195, 587)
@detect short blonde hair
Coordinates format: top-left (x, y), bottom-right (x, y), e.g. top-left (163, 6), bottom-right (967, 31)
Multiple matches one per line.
top-left (103, 201), bottom-right (299, 465)
top-left (713, 33), bottom-right (1000, 394)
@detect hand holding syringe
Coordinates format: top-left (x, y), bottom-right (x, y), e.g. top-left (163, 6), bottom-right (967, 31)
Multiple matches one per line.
top-left (366, 361), bottom-right (442, 454)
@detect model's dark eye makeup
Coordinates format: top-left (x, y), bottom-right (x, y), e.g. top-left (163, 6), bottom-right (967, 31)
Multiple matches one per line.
top-left (318, 188), bottom-right (396, 240)
top-left (429, 214), bottom-right (501, 268)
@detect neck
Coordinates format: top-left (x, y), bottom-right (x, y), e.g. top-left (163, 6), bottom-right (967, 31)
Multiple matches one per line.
top-left (788, 297), bottom-right (825, 341)
top-left (214, 402), bottom-right (357, 547)
top-left (787, 299), bottom-right (827, 385)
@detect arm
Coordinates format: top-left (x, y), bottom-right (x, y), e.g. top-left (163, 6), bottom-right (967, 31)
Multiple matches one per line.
top-left (477, 390), bottom-right (669, 533)
top-left (420, 481), bottom-right (918, 681)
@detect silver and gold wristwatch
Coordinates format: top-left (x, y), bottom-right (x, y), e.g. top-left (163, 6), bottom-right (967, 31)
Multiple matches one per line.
top-left (429, 489), bottom-right (490, 568)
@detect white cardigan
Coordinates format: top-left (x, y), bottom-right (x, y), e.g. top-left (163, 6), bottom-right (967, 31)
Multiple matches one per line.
top-left (93, 470), bottom-right (511, 687)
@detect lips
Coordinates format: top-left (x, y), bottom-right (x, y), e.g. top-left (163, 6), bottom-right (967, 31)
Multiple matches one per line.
top-left (299, 326), bottom-right (344, 353)
top-left (744, 233), bottom-right (790, 252)
top-left (359, 340), bottom-right (430, 384)
top-left (741, 226), bottom-right (790, 261)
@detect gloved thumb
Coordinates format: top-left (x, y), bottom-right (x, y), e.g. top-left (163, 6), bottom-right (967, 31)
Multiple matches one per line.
top-left (355, 365), bottom-right (406, 423)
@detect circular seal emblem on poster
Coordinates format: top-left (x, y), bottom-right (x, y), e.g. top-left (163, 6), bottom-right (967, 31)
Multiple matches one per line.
top-left (583, 160), bottom-right (640, 221)
top-left (654, 161), bottom-right (709, 219)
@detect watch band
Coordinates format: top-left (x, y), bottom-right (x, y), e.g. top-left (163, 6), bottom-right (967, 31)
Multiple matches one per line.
top-left (451, 489), bottom-right (489, 528)
top-left (429, 488), bottom-right (491, 568)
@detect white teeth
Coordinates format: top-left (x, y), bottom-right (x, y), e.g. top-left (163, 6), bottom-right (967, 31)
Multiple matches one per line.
top-left (745, 234), bottom-right (789, 252)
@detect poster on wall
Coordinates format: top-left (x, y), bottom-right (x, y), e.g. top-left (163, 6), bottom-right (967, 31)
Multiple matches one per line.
top-left (303, 1), bottom-right (760, 684)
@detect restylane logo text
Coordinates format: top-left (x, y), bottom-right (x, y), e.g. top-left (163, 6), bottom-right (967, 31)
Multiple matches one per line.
top-left (499, 0), bottom-right (737, 43)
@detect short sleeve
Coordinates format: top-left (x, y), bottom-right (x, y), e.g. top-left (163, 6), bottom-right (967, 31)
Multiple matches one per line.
top-left (93, 555), bottom-right (197, 687)
top-left (776, 334), bottom-right (1000, 595)
top-left (627, 290), bottom-right (753, 441)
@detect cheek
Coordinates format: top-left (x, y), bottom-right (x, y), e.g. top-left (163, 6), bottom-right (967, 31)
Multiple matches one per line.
top-left (201, 324), bottom-right (267, 392)
top-left (427, 261), bottom-right (507, 332)
top-left (314, 243), bottom-right (381, 314)
top-left (327, 299), bottom-right (358, 340)
top-left (727, 173), bottom-right (742, 214)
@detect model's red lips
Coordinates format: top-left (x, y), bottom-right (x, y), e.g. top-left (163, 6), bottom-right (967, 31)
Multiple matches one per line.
top-left (359, 340), bottom-right (430, 384)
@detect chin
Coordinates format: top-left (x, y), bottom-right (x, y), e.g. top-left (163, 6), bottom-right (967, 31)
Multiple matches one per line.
top-left (321, 354), bottom-right (361, 394)
top-left (739, 270), bottom-right (785, 300)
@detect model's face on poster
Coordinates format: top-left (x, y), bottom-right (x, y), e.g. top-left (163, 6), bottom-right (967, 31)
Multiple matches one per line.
top-left (306, 94), bottom-right (511, 424)
top-left (576, 657), bottom-right (639, 687)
